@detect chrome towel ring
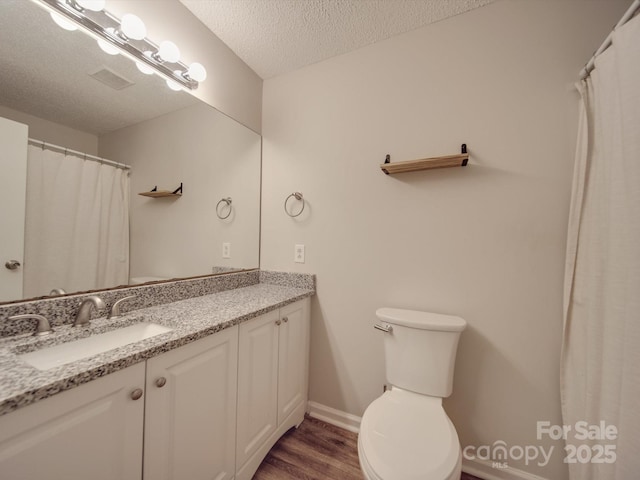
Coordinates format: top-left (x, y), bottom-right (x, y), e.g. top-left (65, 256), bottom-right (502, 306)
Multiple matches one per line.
top-left (284, 192), bottom-right (305, 217)
top-left (216, 197), bottom-right (232, 219)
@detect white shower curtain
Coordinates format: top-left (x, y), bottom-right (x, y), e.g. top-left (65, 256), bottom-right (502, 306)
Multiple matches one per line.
top-left (561, 13), bottom-right (640, 480)
top-left (23, 145), bottom-right (130, 298)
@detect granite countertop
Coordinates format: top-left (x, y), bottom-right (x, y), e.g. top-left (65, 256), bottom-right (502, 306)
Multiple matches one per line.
top-left (0, 283), bottom-right (313, 417)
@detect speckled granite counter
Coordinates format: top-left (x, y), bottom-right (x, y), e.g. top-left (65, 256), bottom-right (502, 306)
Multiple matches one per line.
top-left (0, 282), bottom-right (314, 417)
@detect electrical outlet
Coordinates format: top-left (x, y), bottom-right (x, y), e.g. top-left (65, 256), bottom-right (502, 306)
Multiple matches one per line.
top-left (222, 242), bottom-right (231, 259)
top-left (294, 244), bottom-right (305, 264)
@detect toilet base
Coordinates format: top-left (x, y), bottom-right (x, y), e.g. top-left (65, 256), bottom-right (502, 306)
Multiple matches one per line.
top-left (359, 433), bottom-right (462, 480)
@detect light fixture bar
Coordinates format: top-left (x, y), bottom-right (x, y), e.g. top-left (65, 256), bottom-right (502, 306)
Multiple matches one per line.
top-left (33, 0), bottom-right (200, 90)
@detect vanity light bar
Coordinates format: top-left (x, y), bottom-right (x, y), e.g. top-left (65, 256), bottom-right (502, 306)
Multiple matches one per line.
top-left (32, 0), bottom-right (203, 91)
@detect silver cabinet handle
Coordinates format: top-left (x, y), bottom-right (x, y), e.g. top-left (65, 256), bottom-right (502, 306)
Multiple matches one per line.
top-left (155, 377), bottom-right (167, 388)
top-left (282, 316), bottom-right (288, 323)
top-left (5, 260), bottom-right (21, 270)
top-left (275, 319), bottom-right (282, 326)
top-left (374, 323), bottom-right (393, 333)
top-left (130, 388), bottom-right (144, 400)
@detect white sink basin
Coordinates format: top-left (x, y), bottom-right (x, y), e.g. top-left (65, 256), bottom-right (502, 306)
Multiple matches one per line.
top-left (19, 322), bottom-right (173, 371)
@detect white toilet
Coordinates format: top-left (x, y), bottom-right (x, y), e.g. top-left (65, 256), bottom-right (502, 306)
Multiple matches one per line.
top-left (358, 307), bottom-right (467, 480)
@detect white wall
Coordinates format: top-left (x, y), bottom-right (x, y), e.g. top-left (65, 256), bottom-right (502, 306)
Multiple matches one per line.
top-left (108, 0), bottom-right (262, 133)
top-left (0, 105), bottom-right (98, 154)
top-left (260, 1), bottom-right (629, 478)
top-left (99, 103), bottom-right (261, 281)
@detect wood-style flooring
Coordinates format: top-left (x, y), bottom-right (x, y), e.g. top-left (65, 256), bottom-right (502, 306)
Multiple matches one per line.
top-left (253, 415), bottom-right (482, 480)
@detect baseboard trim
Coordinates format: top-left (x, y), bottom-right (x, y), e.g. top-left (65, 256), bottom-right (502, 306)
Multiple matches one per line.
top-left (462, 458), bottom-right (551, 480)
top-left (306, 401), bottom-right (362, 433)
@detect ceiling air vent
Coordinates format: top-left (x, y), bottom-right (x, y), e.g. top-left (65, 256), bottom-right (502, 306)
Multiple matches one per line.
top-left (88, 66), bottom-right (134, 90)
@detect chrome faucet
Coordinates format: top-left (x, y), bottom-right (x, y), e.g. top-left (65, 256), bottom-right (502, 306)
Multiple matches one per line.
top-left (73, 296), bottom-right (106, 327)
top-left (108, 295), bottom-right (136, 319)
top-left (8, 314), bottom-right (54, 336)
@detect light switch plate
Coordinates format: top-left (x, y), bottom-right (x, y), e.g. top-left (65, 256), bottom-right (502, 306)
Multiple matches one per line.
top-left (222, 242), bottom-right (231, 259)
top-left (294, 244), bottom-right (305, 263)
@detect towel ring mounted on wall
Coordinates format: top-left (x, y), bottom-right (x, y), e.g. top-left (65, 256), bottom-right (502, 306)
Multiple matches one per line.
top-left (216, 197), bottom-right (232, 219)
top-left (284, 192), bottom-right (305, 217)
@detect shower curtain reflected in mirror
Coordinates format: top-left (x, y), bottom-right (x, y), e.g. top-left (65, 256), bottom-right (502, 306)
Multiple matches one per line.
top-left (561, 11), bottom-right (640, 480)
top-left (23, 145), bottom-right (130, 298)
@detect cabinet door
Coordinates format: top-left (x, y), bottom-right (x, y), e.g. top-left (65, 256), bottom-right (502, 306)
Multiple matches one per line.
top-left (0, 362), bottom-right (145, 480)
top-left (143, 326), bottom-right (238, 480)
top-left (277, 298), bottom-right (310, 425)
top-left (236, 309), bottom-right (279, 471)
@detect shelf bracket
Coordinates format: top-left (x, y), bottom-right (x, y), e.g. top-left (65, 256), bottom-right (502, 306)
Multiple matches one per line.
top-left (172, 183), bottom-right (183, 195)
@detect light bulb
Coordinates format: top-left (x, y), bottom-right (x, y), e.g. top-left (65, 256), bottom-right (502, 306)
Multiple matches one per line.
top-left (186, 62), bottom-right (207, 82)
top-left (158, 41), bottom-right (180, 63)
top-left (97, 38), bottom-right (120, 55)
top-left (166, 78), bottom-right (183, 91)
top-left (136, 61), bottom-right (154, 75)
top-left (50, 12), bottom-right (78, 31)
top-left (75, 0), bottom-right (106, 11)
top-left (120, 13), bottom-right (146, 40)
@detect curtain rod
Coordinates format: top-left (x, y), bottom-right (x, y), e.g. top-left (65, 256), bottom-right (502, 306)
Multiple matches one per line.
top-left (580, 0), bottom-right (640, 79)
top-left (28, 138), bottom-right (131, 171)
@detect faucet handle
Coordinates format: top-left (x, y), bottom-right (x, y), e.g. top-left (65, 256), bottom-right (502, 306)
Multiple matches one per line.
top-left (73, 296), bottom-right (106, 327)
top-left (9, 314), bottom-right (54, 336)
top-left (108, 295), bottom-right (137, 319)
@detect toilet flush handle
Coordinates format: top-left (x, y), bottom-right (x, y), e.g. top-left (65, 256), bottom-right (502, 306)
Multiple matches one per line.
top-left (374, 323), bottom-right (393, 333)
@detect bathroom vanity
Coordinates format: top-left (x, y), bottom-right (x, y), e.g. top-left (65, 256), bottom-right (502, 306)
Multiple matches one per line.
top-left (0, 272), bottom-right (313, 480)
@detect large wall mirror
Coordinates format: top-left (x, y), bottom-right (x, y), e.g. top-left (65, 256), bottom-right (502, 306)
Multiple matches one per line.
top-left (0, 0), bottom-right (261, 304)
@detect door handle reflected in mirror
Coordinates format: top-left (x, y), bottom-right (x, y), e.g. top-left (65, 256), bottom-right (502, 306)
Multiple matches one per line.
top-left (4, 260), bottom-right (21, 270)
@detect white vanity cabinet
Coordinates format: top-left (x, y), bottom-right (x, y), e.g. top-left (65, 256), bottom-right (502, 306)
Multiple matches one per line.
top-left (143, 326), bottom-right (238, 480)
top-left (0, 362), bottom-right (146, 480)
top-left (277, 300), bottom-right (310, 425)
top-left (0, 296), bottom-right (311, 480)
top-left (236, 309), bottom-right (280, 471)
top-left (0, 329), bottom-right (239, 480)
top-left (236, 297), bottom-right (310, 480)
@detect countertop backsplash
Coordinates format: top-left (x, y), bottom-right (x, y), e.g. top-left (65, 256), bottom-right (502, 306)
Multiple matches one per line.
top-left (0, 270), bottom-right (315, 338)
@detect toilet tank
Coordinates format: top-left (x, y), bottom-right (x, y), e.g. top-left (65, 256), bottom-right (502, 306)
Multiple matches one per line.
top-left (376, 308), bottom-right (466, 398)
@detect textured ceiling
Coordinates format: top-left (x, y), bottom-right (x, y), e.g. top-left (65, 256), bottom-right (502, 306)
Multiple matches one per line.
top-left (0, 1), bottom-right (495, 135)
top-left (179, 0), bottom-right (495, 79)
top-left (0, 0), bottom-right (197, 135)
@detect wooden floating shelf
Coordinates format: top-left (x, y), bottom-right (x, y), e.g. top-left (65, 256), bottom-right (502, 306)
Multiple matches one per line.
top-left (138, 190), bottom-right (181, 198)
top-left (381, 145), bottom-right (469, 175)
top-left (138, 182), bottom-right (183, 198)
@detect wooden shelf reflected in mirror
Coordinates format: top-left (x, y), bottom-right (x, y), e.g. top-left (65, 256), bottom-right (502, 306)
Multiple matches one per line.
top-left (138, 183), bottom-right (183, 198)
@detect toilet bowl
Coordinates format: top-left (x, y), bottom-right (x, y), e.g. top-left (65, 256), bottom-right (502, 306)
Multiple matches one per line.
top-left (358, 389), bottom-right (461, 480)
top-left (358, 308), bottom-right (466, 480)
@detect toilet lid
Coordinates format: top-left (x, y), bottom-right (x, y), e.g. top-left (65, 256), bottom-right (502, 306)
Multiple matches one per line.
top-left (359, 389), bottom-right (460, 480)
